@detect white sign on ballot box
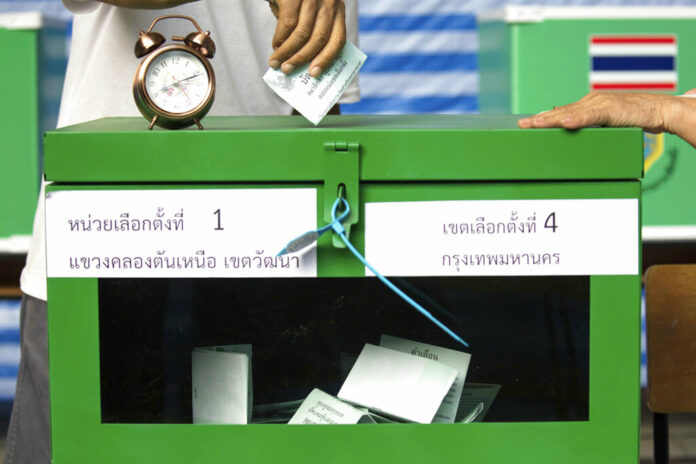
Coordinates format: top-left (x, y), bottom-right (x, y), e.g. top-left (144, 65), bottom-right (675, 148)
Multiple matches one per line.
top-left (45, 188), bottom-right (317, 278)
top-left (365, 199), bottom-right (639, 277)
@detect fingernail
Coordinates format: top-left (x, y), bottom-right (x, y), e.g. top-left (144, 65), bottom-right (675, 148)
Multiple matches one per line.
top-left (281, 63), bottom-right (295, 74)
top-left (269, 60), bottom-right (280, 69)
top-left (310, 66), bottom-right (322, 77)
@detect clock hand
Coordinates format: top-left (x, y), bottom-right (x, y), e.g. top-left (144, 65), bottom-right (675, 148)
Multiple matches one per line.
top-left (177, 81), bottom-right (193, 105)
top-left (178, 73), bottom-right (203, 83)
top-left (159, 75), bottom-right (179, 93)
top-left (159, 74), bottom-right (200, 93)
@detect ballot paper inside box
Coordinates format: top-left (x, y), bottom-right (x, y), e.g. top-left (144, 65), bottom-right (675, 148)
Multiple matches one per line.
top-left (192, 344), bottom-right (252, 425)
top-left (379, 334), bottom-right (471, 424)
top-left (288, 388), bottom-right (392, 425)
top-left (338, 344), bottom-right (459, 424)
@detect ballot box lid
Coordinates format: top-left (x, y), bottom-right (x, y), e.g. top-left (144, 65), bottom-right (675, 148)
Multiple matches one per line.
top-left (44, 114), bottom-right (643, 183)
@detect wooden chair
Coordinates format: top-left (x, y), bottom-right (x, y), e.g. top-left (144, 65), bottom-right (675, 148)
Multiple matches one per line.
top-left (645, 264), bottom-right (696, 464)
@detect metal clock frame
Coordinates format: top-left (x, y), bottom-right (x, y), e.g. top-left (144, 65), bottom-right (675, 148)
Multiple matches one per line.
top-left (133, 44), bottom-right (216, 130)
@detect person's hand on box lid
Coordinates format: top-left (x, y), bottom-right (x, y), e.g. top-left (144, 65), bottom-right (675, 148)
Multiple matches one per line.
top-left (517, 90), bottom-right (696, 149)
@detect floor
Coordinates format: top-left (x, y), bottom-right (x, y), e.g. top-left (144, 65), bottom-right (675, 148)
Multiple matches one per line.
top-left (641, 407), bottom-right (696, 463)
top-left (0, 395), bottom-right (691, 462)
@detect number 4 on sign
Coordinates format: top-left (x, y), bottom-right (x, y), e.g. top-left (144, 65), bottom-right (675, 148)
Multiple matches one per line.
top-left (213, 209), bottom-right (224, 231)
top-left (545, 212), bottom-right (557, 232)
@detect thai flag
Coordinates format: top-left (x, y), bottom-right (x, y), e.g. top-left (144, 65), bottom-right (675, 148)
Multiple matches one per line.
top-left (589, 35), bottom-right (677, 92)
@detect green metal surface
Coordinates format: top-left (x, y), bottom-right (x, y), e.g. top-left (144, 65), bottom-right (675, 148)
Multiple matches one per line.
top-left (45, 117), bottom-right (642, 462)
top-left (0, 27), bottom-right (39, 238)
top-left (478, 16), bottom-right (696, 228)
top-left (44, 115), bottom-right (643, 183)
top-left (47, 179), bottom-right (641, 463)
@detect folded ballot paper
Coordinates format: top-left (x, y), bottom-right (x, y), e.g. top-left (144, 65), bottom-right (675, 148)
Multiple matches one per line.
top-left (380, 334), bottom-right (472, 424)
top-left (192, 344), bottom-right (252, 424)
top-left (289, 388), bottom-right (394, 425)
top-left (337, 343), bottom-right (459, 423)
top-left (263, 41), bottom-right (366, 125)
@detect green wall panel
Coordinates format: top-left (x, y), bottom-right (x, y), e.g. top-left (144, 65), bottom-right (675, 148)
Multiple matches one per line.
top-left (479, 13), bottom-right (696, 231)
top-left (0, 27), bottom-right (39, 239)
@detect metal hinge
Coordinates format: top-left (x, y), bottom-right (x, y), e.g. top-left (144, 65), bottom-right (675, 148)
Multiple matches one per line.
top-left (323, 141), bottom-right (360, 248)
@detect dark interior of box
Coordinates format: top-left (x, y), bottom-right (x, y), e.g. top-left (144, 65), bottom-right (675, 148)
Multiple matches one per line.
top-left (98, 276), bottom-right (589, 423)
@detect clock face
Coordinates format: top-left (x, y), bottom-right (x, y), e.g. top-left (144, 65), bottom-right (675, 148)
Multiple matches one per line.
top-left (144, 49), bottom-right (210, 114)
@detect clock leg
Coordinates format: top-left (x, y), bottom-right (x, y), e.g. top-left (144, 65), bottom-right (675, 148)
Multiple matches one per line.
top-left (194, 119), bottom-right (204, 130)
top-left (148, 115), bottom-right (158, 130)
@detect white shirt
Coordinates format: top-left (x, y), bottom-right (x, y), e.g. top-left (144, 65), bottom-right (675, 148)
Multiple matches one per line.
top-left (20, 0), bottom-right (360, 300)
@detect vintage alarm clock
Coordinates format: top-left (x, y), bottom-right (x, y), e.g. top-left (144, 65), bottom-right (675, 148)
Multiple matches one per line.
top-left (133, 15), bottom-right (216, 130)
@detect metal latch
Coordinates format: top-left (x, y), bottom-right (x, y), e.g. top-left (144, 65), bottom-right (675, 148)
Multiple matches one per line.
top-left (323, 141), bottom-right (360, 248)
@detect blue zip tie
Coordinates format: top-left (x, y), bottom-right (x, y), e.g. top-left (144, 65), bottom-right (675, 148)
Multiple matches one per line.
top-left (277, 204), bottom-right (350, 256)
top-left (329, 198), bottom-right (468, 348)
top-left (278, 196), bottom-right (469, 348)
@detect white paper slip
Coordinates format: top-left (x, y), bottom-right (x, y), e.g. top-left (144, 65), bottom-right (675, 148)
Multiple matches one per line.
top-left (379, 334), bottom-right (471, 424)
top-left (263, 41), bottom-right (367, 125)
top-left (365, 199), bottom-right (639, 277)
top-left (455, 383), bottom-right (501, 423)
top-left (337, 344), bottom-right (458, 424)
top-left (45, 188), bottom-right (318, 278)
top-left (289, 388), bottom-right (378, 425)
top-left (192, 344), bottom-right (252, 424)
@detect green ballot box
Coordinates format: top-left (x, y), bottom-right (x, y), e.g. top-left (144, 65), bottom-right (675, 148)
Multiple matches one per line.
top-left (478, 6), bottom-right (696, 240)
top-left (0, 12), bottom-right (67, 252)
top-left (44, 115), bottom-right (642, 463)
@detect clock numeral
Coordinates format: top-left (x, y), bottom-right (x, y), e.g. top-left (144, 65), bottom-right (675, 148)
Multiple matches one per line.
top-left (152, 69), bottom-right (160, 77)
top-left (160, 60), bottom-right (168, 68)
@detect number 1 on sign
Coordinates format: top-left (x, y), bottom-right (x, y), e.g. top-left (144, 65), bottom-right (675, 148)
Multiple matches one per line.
top-left (213, 209), bottom-right (224, 231)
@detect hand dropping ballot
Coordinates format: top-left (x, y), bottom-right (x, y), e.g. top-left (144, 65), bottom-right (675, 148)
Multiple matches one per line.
top-left (263, 42), bottom-right (366, 125)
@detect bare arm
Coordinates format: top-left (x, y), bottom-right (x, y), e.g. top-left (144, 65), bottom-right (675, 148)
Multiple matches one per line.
top-left (517, 91), bottom-right (696, 149)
